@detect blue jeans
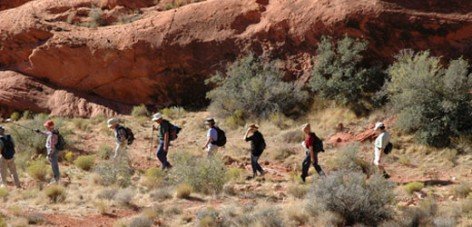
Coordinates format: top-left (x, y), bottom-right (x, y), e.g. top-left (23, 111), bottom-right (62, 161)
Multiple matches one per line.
top-left (48, 151), bottom-right (60, 181)
top-left (156, 141), bottom-right (171, 169)
top-left (301, 151), bottom-right (324, 179)
top-left (251, 154), bottom-right (264, 175)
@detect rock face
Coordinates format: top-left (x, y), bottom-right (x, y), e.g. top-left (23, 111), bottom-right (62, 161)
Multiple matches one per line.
top-left (0, 0), bottom-right (471, 117)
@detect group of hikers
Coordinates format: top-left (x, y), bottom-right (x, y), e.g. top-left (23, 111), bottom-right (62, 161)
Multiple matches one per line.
top-left (0, 112), bottom-right (392, 188)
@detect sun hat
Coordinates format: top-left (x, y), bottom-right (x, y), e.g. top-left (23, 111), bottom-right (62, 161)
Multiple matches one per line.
top-left (248, 123), bottom-right (259, 129)
top-left (44, 120), bottom-right (55, 128)
top-left (152, 113), bottom-right (163, 122)
top-left (301, 123), bottom-right (310, 131)
top-left (374, 122), bottom-right (384, 130)
top-left (205, 117), bottom-right (215, 125)
top-left (107, 118), bottom-right (119, 128)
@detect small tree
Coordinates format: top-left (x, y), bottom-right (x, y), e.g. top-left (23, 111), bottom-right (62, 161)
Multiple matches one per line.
top-left (388, 50), bottom-right (472, 147)
top-left (310, 36), bottom-right (385, 115)
top-left (206, 55), bottom-right (309, 120)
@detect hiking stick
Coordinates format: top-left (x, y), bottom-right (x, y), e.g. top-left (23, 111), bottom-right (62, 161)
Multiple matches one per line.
top-left (5, 119), bottom-right (36, 131)
top-left (148, 127), bottom-right (154, 160)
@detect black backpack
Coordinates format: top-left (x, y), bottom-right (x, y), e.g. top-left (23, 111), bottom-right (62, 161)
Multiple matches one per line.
top-left (311, 133), bottom-right (324, 153)
top-left (0, 135), bottom-right (15, 159)
top-left (384, 142), bottom-right (393, 155)
top-left (52, 130), bottom-right (66, 151)
top-left (259, 134), bottom-right (266, 151)
top-left (212, 127), bottom-right (227, 147)
top-left (164, 120), bottom-right (181, 141)
top-left (118, 126), bottom-right (135, 145)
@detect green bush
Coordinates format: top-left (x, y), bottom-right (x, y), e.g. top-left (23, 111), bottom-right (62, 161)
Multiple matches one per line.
top-left (312, 171), bottom-right (395, 225)
top-left (143, 167), bottom-right (165, 189)
top-left (309, 36), bottom-right (385, 115)
top-left (0, 188), bottom-right (8, 201)
top-left (97, 144), bottom-right (113, 160)
top-left (161, 106), bottom-right (187, 119)
top-left (27, 159), bottom-right (49, 181)
top-left (64, 151), bottom-right (75, 163)
top-left (404, 182), bottom-right (425, 194)
top-left (10, 112), bottom-right (21, 121)
top-left (206, 54), bottom-right (309, 120)
top-left (131, 104), bottom-right (150, 118)
top-left (388, 50), bottom-right (472, 147)
top-left (175, 183), bottom-right (193, 199)
top-left (74, 155), bottom-right (95, 171)
top-left (44, 185), bottom-right (66, 203)
top-left (170, 152), bottom-right (228, 194)
top-left (72, 118), bottom-right (90, 132)
top-left (93, 160), bottom-right (133, 187)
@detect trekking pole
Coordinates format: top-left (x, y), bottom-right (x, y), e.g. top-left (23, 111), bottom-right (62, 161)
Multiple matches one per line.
top-left (4, 119), bottom-right (36, 131)
top-left (148, 127), bottom-right (154, 160)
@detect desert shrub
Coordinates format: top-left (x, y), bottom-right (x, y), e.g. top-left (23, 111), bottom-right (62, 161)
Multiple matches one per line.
top-left (271, 146), bottom-right (297, 161)
top-left (94, 200), bottom-right (110, 215)
top-left (131, 104), bottom-right (150, 118)
top-left (10, 112), bottom-right (21, 121)
top-left (175, 183), bottom-right (193, 199)
top-left (169, 152), bottom-right (228, 194)
top-left (397, 198), bottom-right (438, 226)
top-left (330, 144), bottom-right (371, 174)
top-left (72, 118), bottom-right (90, 132)
top-left (142, 167), bottom-right (165, 189)
top-left (236, 208), bottom-right (284, 227)
top-left (97, 144), bottom-right (113, 160)
top-left (313, 171), bottom-right (395, 225)
top-left (280, 129), bottom-right (304, 144)
top-left (150, 188), bottom-right (172, 202)
top-left (27, 159), bottom-right (49, 181)
top-left (453, 182), bottom-right (471, 198)
top-left (285, 204), bottom-right (309, 226)
top-left (64, 151), bottom-right (75, 163)
top-left (287, 184), bottom-right (310, 199)
top-left (388, 50), bottom-right (472, 147)
top-left (309, 36), bottom-right (385, 115)
top-left (224, 109), bottom-right (245, 129)
top-left (225, 167), bottom-right (244, 182)
top-left (44, 185), bottom-right (66, 203)
top-left (128, 215), bottom-right (152, 227)
top-left (206, 54), bottom-right (309, 120)
top-left (404, 182), bottom-right (425, 194)
top-left (77, 6), bottom-right (105, 28)
top-left (114, 188), bottom-right (135, 206)
top-left (161, 106), bottom-right (187, 119)
top-left (74, 155), bottom-right (95, 171)
top-left (25, 213), bottom-right (46, 225)
top-left (97, 188), bottom-right (118, 200)
top-left (0, 188), bottom-right (8, 201)
top-left (93, 160), bottom-right (133, 187)
top-left (22, 110), bottom-right (34, 120)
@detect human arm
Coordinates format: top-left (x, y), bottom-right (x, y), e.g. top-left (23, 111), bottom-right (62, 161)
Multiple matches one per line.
top-left (244, 128), bottom-right (253, 141)
top-left (163, 132), bottom-right (169, 152)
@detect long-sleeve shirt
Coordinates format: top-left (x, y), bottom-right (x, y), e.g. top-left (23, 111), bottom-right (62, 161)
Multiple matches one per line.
top-left (40, 131), bottom-right (58, 155)
top-left (375, 131), bottom-right (390, 150)
top-left (245, 131), bottom-right (265, 156)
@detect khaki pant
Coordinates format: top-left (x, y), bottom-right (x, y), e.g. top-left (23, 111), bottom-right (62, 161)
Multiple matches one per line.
top-left (0, 157), bottom-right (20, 187)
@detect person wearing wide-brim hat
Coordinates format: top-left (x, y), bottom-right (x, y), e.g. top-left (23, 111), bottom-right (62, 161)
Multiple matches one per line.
top-left (373, 122), bottom-right (390, 178)
top-left (107, 118), bottom-right (129, 162)
top-left (152, 113), bottom-right (173, 169)
top-left (202, 118), bottom-right (219, 156)
top-left (244, 123), bottom-right (266, 179)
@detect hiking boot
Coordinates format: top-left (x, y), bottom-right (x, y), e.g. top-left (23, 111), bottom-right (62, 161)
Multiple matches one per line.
top-left (300, 174), bottom-right (306, 183)
top-left (259, 171), bottom-right (265, 176)
top-left (383, 172), bottom-right (391, 179)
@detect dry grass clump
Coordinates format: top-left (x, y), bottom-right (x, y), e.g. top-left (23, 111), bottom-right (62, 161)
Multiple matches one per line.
top-left (97, 188), bottom-right (118, 200)
top-left (44, 185), bottom-right (66, 203)
top-left (175, 183), bottom-right (193, 199)
top-left (404, 182), bottom-right (425, 195)
top-left (280, 129), bottom-right (304, 144)
top-left (93, 161), bottom-right (133, 187)
top-left (64, 151), bottom-right (75, 163)
top-left (27, 159), bottom-right (49, 181)
top-left (128, 215), bottom-right (153, 227)
top-left (284, 202), bottom-right (309, 226)
top-left (453, 182), bottom-right (471, 198)
top-left (131, 104), bottom-right (150, 118)
top-left (161, 106), bottom-right (187, 119)
top-left (142, 167), bottom-right (165, 189)
top-left (150, 188), bottom-right (173, 202)
top-left (287, 184), bottom-right (310, 199)
top-left (97, 144), bottom-right (113, 160)
top-left (114, 188), bottom-right (135, 207)
top-left (0, 188), bottom-right (8, 201)
top-left (74, 155), bottom-right (95, 171)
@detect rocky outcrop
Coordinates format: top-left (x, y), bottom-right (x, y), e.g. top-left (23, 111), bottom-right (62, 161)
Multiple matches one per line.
top-left (0, 0), bottom-right (471, 116)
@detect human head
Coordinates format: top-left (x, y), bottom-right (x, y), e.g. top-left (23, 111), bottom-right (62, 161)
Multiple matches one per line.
top-left (205, 118), bottom-right (216, 128)
top-left (152, 113), bottom-right (163, 124)
top-left (302, 123), bottom-right (311, 134)
top-left (44, 120), bottom-right (55, 131)
top-left (374, 122), bottom-right (385, 131)
top-left (107, 118), bottom-right (120, 129)
top-left (0, 126), bottom-right (5, 136)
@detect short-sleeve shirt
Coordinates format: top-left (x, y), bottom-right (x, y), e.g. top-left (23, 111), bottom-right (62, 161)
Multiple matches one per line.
top-left (245, 131), bottom-right (265, 156)
top-left (305, 133), bottom-right (315, 149)
top-left (375, 131), bottom-right (390, 150)
top-left (159, 120), bottom-right (171, 141)
top-left (207, 127), bottom-right (218, 143)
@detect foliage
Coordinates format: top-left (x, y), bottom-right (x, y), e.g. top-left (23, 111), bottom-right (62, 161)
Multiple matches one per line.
top-left (150, 188), bottom-right (173, 202)
top-left (97, 188), bottom-right (118, 200)
top-left (44, 185), bottom-right (66, 203)
top-left (404, 182), bottom-right (425, 194)
top-left (175, 183), bottom-right (193, 199)
top-left (313, 171), bottom-right (395, 225)
top-left (128, 216), bottom-right (152, 227)
top-left (27, 159), bottom-right (49, 181)
top-left (131, 104), bottom-right (150, 118)
top-left (206, 54), bottom-right (309, 120)
top-left (387, 50), bottom-right (472, 147)
top-left (453, 182), bottom-right (471, 198)
top-left (10, 112), bottom-right (21, 121)
top-left (161, 106), bottom-right (187, 119)
top-left (74, 155), bottom-right (95, 171)
top-left (93, 160), bottom-right (133, 187)
top-left (169, 152), bottom-right (228, 194)
top-left (143, 167), bottom-right (165, 189)
top-left (287, 184), bottom-right (310, 199)
top-left (330, 144), bottom-right (371, 174)
top-left (310, 36), bottom-right (385, 115)
top-left (64, 151), bottom-right (75, 163)
top-left (114, 188), bottom-right (135, 206)
top-left (0, 188), bottom-right (8, 201)
top-left (97, 144), bottom-right (113, 160)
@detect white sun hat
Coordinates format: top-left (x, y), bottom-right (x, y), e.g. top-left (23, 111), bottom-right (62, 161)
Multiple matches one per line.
top-left (152, 113), bottom-right (163, 121)
top-left (374, 122), bottom-right (384, 130)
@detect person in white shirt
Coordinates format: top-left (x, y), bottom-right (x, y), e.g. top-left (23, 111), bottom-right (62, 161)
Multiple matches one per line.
top-left (373, 122), bottom-right (390, 178)
top-left (202, 118), bottom-right (218, 156)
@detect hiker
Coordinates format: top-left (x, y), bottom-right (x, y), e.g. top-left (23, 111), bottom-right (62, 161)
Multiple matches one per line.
top-left (152, 113), bottom-right (173, 169)
top-left (202, 118), bottom-right (226, 156)
top-left (244, 124), bottom-right (266, 178)
top-left (300, 123), bottom-right (325, 182)
top-left (107, 118), bottom-right (129, 162)
top-left (0, 126), bottom-right (20, 188)
top-left (35, 120), bottom-right (60, 184)
top-left (373, 122), bottom-right (390, 178)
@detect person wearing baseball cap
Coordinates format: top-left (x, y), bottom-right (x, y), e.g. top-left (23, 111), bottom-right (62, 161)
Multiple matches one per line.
top-left (373, 122), bottom-right (391, 178)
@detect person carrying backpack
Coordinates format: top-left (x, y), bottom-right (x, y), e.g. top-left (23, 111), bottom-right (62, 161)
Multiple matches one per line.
top-left (152, 113), bottom-right (174, 170)
top-left (300, 123), bottom-right (326, 182)
top-left (244, 124), bottom-right (266, 179)
top-left (107, 118), bottom-right (130, 162)
top-left (35, 120), bottom-right (61, 184)
top-left (0, 126), bottom-right (20, 188)
top-left (373, 122), bottom-right (391, 178)
top-left (202, 118), bottom-right (225, 156)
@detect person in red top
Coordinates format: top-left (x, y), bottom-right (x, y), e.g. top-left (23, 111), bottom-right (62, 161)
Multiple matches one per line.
top-left (300, 123), bottom-right (325, 182)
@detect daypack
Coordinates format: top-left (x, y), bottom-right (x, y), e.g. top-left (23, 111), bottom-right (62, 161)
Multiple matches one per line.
top-left (118, 126), bottom-right (135, 145)
top-left (384, 142), bottom-right (393, 155)
top-left (311, 133), bottom-right (324, 153)
top-left (170, 124), bottom-right (181, 141)
top-left (52, 130), bottom-right (66, 151)
top-left (212, 127), bottom-right (227, 147)
top-left (0, 135), bottom-right (15, 159)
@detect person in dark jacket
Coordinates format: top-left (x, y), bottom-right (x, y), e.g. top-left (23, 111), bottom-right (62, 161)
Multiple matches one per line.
top-left (244, 124), bottom-right (266, 178)
top-left (300, 123), bottom-right (325, 182)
